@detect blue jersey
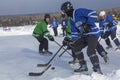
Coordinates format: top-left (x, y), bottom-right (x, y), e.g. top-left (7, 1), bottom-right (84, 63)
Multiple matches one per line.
top-left (52, 19), bottom-right (58, 28)
top-left (99, 15), bottom-right (118, 33)
top-left (61, 20), bottom-right (67, 28)
top-left (70, 8), bottom-right (100, 40)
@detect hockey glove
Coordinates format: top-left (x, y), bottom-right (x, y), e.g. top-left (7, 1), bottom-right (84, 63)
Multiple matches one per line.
top-left (63, 37), bottom-right (73, 49)
top-left (62, 37), bottom-right (71, 46)
top-left (101, 31), bottom-right (110, 39)
top-left (82, 23), bottom-right (91, 33)
top-left (48, 35), bottom-right (54, 41)
top-left (107, 22), bottom-right (114, 28)
top-left (62, 37), bottom-right (69, 46)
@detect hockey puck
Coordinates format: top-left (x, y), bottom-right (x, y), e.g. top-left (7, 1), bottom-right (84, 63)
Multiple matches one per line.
top-left (51, 67), bottom-right (55, 70)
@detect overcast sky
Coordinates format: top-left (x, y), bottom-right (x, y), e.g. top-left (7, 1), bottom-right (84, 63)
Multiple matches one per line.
top-left (0, 0), bottom-right (120, 15)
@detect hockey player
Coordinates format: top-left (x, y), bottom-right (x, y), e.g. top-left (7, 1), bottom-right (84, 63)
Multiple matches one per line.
top-left (61, 15), bottom-right (67, 36)
top-left (61, 1), bottom-right (103, 74)
top-left (62, 16), bottom-right (80, 65)
top-left (51, 16), bottom-right (59, 36)
top-left (64, 15), bottom-right (109, 66)
top-left (99, 11), bottom-right (120, 50)
top-left (32, 14), bottom-right (54, 55)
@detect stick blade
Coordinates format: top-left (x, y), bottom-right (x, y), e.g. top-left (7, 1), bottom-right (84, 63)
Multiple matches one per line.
top-left (29, 64), bottom-right (51, 76)
top-left (29, 72), bottom-right (43, 76)
top-left (37, 63), bottom-right (48, 67)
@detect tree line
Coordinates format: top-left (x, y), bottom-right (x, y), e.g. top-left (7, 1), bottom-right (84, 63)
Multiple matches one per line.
top-left (0, 7), bottom-right (120, 27)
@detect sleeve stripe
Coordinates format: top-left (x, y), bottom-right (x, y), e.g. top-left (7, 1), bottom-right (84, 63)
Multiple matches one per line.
top-left (88, 11), bottom-right (96, 16)
top-left (113, 20), bottom-right (118, 25)
top-left (89, 15), bottom-right (98, 18)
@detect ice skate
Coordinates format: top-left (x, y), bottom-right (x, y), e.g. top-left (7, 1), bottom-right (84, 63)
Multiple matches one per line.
top-left (101, 51), bottom-right (109, 63)
top-left (115, 45), bottom-right (120, 51)
top-left (93, 67), bottom-right (103, 74)
top-left (39, 50), bottom-right (45, 55)
top-left (69, 58), bottom-right (80, 66)
top-left (43, 50), bottom-right (53, 56)
top-left (74, 65), bottom-right (88, 75)
top-left (106, 45), bottom-right (113, 49)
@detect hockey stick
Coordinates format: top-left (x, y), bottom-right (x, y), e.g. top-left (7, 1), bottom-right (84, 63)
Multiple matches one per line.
top-left (37, 45), bottom-right (64, 67)
top-left (29, 46), bottom-right (64, 76)
top-left (54, 40), bottom-right (72, 56)
top-left (59, 47), bottom-right (69, 57)
top-left (29, 64), bottom-right (51, 76)
top-left (98, 37), bottom-right (102, 42)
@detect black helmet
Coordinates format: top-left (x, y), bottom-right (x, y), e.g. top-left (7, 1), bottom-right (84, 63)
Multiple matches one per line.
top-left (44, 14), bottom-right (50, 19)
top-left (61, 1), bottom-right (73, 13)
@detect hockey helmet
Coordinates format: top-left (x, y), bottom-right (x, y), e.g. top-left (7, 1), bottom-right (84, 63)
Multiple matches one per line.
top-left (44, 14), bottom-right (50, 19)
top-left (61, 1), bottom-right (73, 13)
top-left (99, 11), bottom-right (106, 16)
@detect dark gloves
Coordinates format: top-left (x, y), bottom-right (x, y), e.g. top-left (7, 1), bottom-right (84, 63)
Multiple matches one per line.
top-left (82, 23), bottom-right (91, 33)
top-left (101, 31), bottom-right (110, 39)
top-left (62, 37), bottom-right (69, 46)
top-left (48, 35), bottom-right (54, 41)
top-left (107, 22), bottom-right (114, 28)
top-left (62, 37), bottom-right (73, 49)
top-left (62, 37), bottom-right (71, 46)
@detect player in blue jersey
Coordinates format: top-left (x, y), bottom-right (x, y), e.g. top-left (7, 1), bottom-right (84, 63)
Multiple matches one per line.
top-left (61, 15), bottom-right (68, 36)
top-left (99, 11), bottom-right (120, 50)
top-left (61, 1), bottom-right (102, 74)
top-left (51, 16), bottom-right (59, 36)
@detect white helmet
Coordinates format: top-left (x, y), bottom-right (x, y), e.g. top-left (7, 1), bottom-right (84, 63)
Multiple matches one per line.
top-left (99, 11), bottom-right (106, 16)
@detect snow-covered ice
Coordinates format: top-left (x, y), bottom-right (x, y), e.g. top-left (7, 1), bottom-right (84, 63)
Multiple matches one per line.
top-left (0, 23), bottom-right (120, 80)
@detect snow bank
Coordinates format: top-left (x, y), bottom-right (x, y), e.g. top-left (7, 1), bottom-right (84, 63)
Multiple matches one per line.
top-left (0, 25), bottom-right (34, 36)
top-left (51, 69), bottom-right (120, 80)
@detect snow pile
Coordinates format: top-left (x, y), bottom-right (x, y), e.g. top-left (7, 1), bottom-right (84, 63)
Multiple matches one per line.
top-left (51, 70), bottom-right (120, 80)
top-left (0, 25), bottom-right (34, 36)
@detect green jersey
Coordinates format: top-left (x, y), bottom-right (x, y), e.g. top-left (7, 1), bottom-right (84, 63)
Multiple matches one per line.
top-left (33, 20), bottom-right (50, 37)
top-left (66, 17), bottom-right (71, 39)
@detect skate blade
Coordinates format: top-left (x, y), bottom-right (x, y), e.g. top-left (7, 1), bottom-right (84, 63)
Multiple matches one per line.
top-left (115, 49), bottom-right (120, 52)
top-left (104, 61), bottom-right (110, 64)
top-left (106, 47), bottom-right (113, 49)
top-left (69, 63), bottom-right (80, 67)
top-left (74, 71), bottom-right (89, 75)
top-left (104, 58), bottom-right (110, 64)
top-left (105, 59), bottom-right (110, 64)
